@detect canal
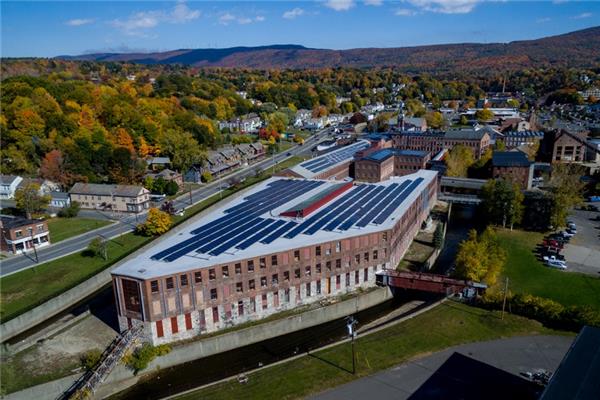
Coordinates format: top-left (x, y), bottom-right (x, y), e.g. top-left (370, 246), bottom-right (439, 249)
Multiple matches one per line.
top-left (432, 203), bottom-right (479, 274)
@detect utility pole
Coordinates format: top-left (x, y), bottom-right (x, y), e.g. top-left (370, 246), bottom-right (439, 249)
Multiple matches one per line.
top-left (501, 277), bottom-right (509, 320)
top-left (346, 316), bottom-right (358, 374)
top-left (29, 231), bottom-right (39, 263)
top-left (188, 183), bottom-right (193, 205)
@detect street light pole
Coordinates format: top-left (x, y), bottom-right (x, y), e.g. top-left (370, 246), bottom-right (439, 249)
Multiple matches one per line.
top-left (346, 316), bottom-right (358, 374)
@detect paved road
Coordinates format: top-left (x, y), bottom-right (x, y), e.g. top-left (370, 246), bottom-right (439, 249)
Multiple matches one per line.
top-left (311, 335), bottom-right (573, 400)
top-left (562, 205), bottom-right (600, 276)
top-left (0, 129), bottom-right (332, 277)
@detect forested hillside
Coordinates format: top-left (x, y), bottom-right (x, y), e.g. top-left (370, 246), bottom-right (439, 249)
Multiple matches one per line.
top-left (1, 62), bottom-right (597, 187)
top-left (55, 27), bottom-right (600, 72)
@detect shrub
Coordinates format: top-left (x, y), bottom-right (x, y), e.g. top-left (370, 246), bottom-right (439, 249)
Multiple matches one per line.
top-left (124, 343), bottom-right (172, 374)
top-left (201, 171), bottom-right (212, 183)
top-left (57, 201), bottom-right (80, 218)
top-left (80, 349), bottom-right (103, 371)
top-left (479, 292), bottom-right (600, 332)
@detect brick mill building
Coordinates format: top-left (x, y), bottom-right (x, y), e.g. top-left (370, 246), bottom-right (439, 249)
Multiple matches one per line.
top-left (392, 129), bottom-right (491, 159)
top-left (354, 149), bottom-right (431, 183)
top-left (277, 140), bottom-right (371, 180)
top-left (492, 151), bottom-right (534, 190)
top-left (111, 170), bottom-right (438, 344)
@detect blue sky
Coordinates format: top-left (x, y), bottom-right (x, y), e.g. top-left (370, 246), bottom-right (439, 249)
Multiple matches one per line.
top-left (1, 1), bottom-right (599, 57)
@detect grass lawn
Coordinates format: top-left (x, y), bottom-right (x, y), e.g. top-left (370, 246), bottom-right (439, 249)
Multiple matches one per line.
top-left (496, 228), bottom-right (600, 309)
top-left (46, 218), bottom-right (112, 243)
top-left (0, 155), bottom-right (309, 322)
top-left (176, 302), bottom-right (566, 400)
top-left (0, 232), bottom-right (150, 321)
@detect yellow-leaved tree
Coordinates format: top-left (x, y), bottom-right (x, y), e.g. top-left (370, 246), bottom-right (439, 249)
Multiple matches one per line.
top-left (137, 208), bottom-right (172, 237)
top-left (454, 227), bottom-right (505, 286)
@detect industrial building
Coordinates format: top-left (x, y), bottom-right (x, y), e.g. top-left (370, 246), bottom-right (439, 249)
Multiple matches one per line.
top-left (111, 170), bottom-right (438, 344)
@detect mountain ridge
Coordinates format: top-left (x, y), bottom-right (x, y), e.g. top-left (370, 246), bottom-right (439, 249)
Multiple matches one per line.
top-left (56, 27), bottom-right (600, 72)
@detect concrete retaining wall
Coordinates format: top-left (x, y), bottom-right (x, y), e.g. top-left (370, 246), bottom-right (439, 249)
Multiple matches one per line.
top-left (4, 287), bottom-right (392, 400)
top-left (0, 184), bottom-right (260, 342)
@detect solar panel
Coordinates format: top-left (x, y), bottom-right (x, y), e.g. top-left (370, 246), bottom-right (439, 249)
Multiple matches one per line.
top-left (209, 218), bottom-right (275, 256)
top-left (302, 185), bottom-right (376, 235)
top-left (283, 185), bottom-right (370, 238)
top-left (355, 180), bottom-right (411, 228)
top-left (323, 186), bottom-right (384, 231)
top-left (373, 178), bottom-right (424, 225)
top-left (198, 217), bottom-right (265, 255)
top-left (338, 184), bottom-right (398, 231)
top-left (299, 141), bottom-right (370, 173)
top-left (236, 219), bottom-right (286, 250)
top-left (261, 220), bottom-right (298, 244)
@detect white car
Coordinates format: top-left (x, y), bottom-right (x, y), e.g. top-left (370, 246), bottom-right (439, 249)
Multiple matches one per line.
top-left (543, 255), bottom-right (566, 265)
top-left (546, 259), bottom-right (567, 270)
top-left (560, 230), bottom-right (575, 238)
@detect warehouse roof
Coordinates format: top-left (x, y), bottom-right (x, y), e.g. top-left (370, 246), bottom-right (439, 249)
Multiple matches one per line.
top-left (111, 169), bottom-right (438, 280)
top-left (288, 140), bottom-right (370, 179)
top-left (492, 151), bottom-right (531, 167)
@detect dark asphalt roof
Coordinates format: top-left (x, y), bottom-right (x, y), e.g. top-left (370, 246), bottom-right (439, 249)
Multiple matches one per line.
top-left (0, 215), bottom-right (41, 230)
top-left (492, 151), bottom-right (531, 167)
top-left (541, 326), bottom-right (600, 400)
top-left (409, 352), bottom-right (542, 400)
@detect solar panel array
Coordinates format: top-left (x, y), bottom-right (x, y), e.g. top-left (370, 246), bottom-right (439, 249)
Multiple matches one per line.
top-left (300, 141), bottom-right (370, 173)
top-left (151, 176), bottom-right (425, 262)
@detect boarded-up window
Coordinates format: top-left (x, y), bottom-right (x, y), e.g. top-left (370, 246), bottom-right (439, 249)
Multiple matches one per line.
top-left (185, 313), bottom-right (192, 330)
top-left (273, 291), bottom-right (279, 307)
top-left (282, 252), bottom-right (289, 265)
top-left (167, 296), bottom-right (176, 312)
top-left (171, 316), bottom-right (178, 334)
top-left (212, 307), bottom-right (219, 323)
top-left (343, 239), bottom-right (351, 251)
top-left (223, 284), bottom-right (230, 297)
top-left (199, 310), bottom-right (206, 329)
top-left (304, 248), bottom-right (310, 259)
top-left (152, 300), bottom-right (161, 315)
top-left (195, 289), bottom-right (203, 305)
top-left (156, 320), bottom-right (164, 338)
top-left (182, 293), bottom-right (190, 308)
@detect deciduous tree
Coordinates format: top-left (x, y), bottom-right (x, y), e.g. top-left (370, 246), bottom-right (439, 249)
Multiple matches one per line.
top-left (445, 145), bottom-right (475, 177)
top-left (481, 179), bottom-right (524, 229)
top-left (15, 183), bottom-right (51, 218)
top-left (455, 227), bottom-right (505, 286)
top-left (136, 208), bottom-right (172, 236)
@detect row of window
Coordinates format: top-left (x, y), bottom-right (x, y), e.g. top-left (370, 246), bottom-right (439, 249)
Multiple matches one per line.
top-left (13, 224), bottom-right (45, 238)
top-left (150, 250), bottom-right (381, 294)
top-left (155, 269), bottom-right (371, 337)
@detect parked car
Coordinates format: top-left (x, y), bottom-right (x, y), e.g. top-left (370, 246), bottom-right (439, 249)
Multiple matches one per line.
top-left (560, 230), bottom-right (575, 238)
top-left (567, 227), bottom-right (577, 235)
top-left (543, 255), bottom-right (566, 265)
top-left (588, 205), bottom-right (599, 212)
top-left (546, 259), bottom-right (567, 270)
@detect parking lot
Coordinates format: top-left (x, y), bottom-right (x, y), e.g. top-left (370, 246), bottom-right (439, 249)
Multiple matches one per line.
top-left (561, 204), bottom-right (600, 276)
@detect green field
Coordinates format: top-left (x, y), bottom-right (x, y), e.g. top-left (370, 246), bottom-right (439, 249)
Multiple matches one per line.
top-left (175, 302), bottom-right (566, 400)
top-left (496, 229), bottom-right (600, 309)
top-left (0, 156), bottom-right (308, 322)
top-left (46, 217), bottom-right (112, 243)
top-left (0, 233), bottom-right (150, 321)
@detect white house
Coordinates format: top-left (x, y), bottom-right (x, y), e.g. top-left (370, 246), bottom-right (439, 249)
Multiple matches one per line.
top-left (0, 175), bottom-right (23, 199)
top-left (50, 192), bottom-right (71, 208)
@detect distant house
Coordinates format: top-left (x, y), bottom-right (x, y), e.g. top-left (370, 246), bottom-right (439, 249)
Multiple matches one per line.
top-left (69, 183), bottom-right (150, 213)
top-left (0, 215), bottom-right (50, 254)
top-left (552, 130), bottom-right (588, 163)
top-left (146, 157), bottom-right (172, 171)
top-left (49, 192), bottom-right (71, 208)
top-left (492, 151), bottom-right (533, 190)
top-left (17, 178), bottom-right (60, 195)
top-left (144, 169), bottom-right (183, 187)
top-left (237, 142), bottom-right (265, 162)
top-left (0, 175), bottom-right (23, 199)
top-left (401, 117), bottom-right (428, 132)
top-left (184, 165), bottom-right (204, 184)
top-left (218, 113), bottom-right (262, 133)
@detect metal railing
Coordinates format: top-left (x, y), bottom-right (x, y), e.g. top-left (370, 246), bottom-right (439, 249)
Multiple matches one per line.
top-left (59, 325), bottom-right (143, 399)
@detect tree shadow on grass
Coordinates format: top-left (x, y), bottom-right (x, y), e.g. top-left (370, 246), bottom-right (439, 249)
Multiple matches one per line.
top-left (307, 352), bottom-right (354, 375)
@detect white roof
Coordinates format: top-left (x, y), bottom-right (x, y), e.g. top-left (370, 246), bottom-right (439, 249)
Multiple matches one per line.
top-left (112, 169), bottom-right (437, 280)
top-left (288, 140), bottom-right (370, 179)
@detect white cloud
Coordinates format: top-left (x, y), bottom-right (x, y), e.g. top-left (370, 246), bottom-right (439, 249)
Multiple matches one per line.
top-left (324, 0), bottom-right (356, 12)
top-left (571, 12), bottom-right (592, 19)
top-left (364, 0), bottom-right (383, 6)
top-left (169, 1), bottom-right (201, 23)
top-left (219, 13), bottom-right (264, 25)
top-left (111, 1), bottom-right (200, 36)
top-left (395, 8), bottom-right (417, 16)
top-left (536, 17), bottom-right (551, 23)
top-left (66, 18), bottom-right (94, 26)
top-left (283, 7), bottom-right (305, 19)
top-left (407, 0), bottom-right (480, 14)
